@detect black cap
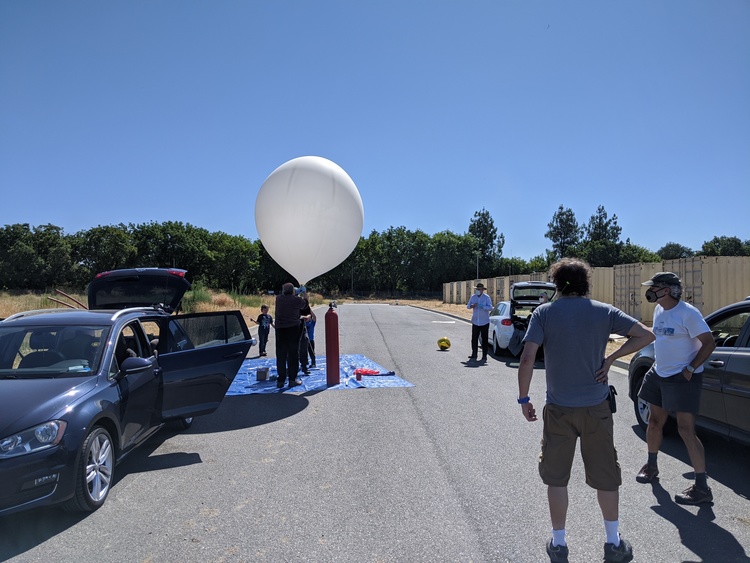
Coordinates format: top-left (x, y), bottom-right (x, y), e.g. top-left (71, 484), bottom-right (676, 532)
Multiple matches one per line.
top-left (475, 283), bottom-right (485, 289)
top-left (642, 272), bottom-right (681, 286)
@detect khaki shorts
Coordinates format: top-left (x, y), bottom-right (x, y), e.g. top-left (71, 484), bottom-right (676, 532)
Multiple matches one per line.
top-left (539, 401), bottom-right (622, 491)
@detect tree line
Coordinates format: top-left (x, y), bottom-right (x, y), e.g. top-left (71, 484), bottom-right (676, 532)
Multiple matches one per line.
top-left (1, 208), bottom-right (748, 295)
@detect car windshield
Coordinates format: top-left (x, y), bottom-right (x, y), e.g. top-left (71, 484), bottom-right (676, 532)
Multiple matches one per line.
top-left (0, 324), bottom-right (110, 378)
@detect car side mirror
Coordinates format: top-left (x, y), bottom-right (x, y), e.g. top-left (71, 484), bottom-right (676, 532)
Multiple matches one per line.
top-left (119, 356), bottom-right (153, 377)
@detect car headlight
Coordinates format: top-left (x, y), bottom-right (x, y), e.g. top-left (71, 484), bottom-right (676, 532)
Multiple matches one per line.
top-left (0, 420), bottom-right (67, 459)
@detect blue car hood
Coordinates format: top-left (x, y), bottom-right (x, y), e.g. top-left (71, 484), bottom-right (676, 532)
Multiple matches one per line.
top-left (0, 376), bottom-right (98, 437)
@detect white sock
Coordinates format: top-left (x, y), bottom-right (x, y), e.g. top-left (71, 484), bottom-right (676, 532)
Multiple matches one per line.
top-left (604, 520), bottom-right (620, 546)
top-left (552, 528), bottom-right (567, 547)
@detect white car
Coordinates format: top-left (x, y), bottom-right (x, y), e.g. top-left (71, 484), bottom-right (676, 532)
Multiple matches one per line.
top-left (488, 281), bottom-right (557, 356)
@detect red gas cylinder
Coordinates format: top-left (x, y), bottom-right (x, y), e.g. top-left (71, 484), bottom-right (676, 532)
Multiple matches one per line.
top-left (325, 302), bottom-right (340, 386)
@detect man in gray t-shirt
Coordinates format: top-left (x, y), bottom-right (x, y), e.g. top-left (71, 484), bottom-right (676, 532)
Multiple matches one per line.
top-left (517, 258), bottom-right (653, 563)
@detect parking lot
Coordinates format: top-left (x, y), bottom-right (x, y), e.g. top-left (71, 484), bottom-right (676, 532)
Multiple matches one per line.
top-left (1, 303), bottom-right (748, 562)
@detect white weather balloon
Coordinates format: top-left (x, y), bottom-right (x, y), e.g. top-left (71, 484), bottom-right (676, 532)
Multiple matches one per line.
top-left (255, 156), bottom-right (364, 286)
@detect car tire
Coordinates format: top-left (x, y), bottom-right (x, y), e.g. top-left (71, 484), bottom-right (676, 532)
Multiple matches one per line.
top-left (168, 417), bottom-right (194, 431)
top-left (63, 426), bottom-right (114, 512)
top-left (633, 373), bottom-right (651, 432)
top-left (632, 372), bottom-right (677, 434)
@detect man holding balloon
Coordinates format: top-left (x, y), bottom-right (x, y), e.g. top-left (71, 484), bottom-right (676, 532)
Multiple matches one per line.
top-left (274, 283), bottom-right (311, 388)
top-left (255, 156), bottom-right (365, 388)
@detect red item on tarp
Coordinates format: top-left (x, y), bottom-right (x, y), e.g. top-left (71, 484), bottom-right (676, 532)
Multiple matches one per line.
top-left (354, 368), bottom-right (380, 376)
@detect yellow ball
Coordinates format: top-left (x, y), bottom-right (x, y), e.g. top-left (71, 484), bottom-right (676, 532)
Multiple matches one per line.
top-left (437, 337), bottom-right (451, 350)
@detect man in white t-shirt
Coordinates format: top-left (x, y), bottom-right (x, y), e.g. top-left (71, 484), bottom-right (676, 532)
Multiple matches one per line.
top-left (636, 272), bottom-right (716, 505)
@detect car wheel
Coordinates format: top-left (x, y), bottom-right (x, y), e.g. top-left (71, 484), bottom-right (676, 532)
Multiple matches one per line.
top-left (168, 417), bottom-right (194, 431)
top-left (63, 426), bottom-right (114, 512)
top-left (632, 373), bottom-right (676, 434)
top-left (492, 332), bottom-right (500, 356)
top-left (633, 376), bottom-right (650, 432)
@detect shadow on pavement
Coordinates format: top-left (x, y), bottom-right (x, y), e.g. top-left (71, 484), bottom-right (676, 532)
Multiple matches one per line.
top-left (0, 394), bottom-right (311, 559)
top-left (649, 480), bottom-right (749, 562)
top-left (630, 425), bottom-right (750, 500)
top-left (189, 393), bottom-right (311, 433)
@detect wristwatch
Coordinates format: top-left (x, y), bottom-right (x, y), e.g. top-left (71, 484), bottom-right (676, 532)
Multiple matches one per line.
top-left (685, 364), bottom-right (695, 373)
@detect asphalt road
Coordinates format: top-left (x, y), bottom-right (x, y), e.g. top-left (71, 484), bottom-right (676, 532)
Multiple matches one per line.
top-left (1, 304), bottom-right (748, 562)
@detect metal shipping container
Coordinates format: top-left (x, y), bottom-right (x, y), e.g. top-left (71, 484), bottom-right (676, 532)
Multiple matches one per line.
top-left (590, 267), bottom-right (614, 305)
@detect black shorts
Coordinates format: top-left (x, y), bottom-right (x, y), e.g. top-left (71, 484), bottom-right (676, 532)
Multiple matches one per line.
top-left (638, 366), bottom-right (702, 414)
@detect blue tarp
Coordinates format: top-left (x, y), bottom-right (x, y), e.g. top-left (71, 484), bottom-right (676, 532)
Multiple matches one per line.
top-left (227, 354), bottom-right (413, 395)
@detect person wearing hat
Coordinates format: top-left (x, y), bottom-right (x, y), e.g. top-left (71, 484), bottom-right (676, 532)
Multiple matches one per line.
top-left (636, 272), bottom-right (716, 505)
top-left (466, 282), bottom-right (493, 362)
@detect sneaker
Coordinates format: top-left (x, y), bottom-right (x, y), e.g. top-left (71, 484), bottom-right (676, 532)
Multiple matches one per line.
top-left (288, 379), bottom-right (302, 388)
top-left (636, 463), bottom-right (659, 483)
top-left (603, 537), bottom-right (633, 562)
top-left (468, 355), bottom-right (477, 360)
top-left (546, 539), bottom-right (569, 562)
top-left (674, 484), bottom-right (713, 505)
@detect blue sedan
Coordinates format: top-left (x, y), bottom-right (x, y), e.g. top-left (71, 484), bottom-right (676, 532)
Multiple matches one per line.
top-left (0, 268), bottom-right (254, 515)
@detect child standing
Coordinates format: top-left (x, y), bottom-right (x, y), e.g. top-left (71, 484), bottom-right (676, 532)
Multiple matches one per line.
top-left (253, 305), bottom-right (274, 357)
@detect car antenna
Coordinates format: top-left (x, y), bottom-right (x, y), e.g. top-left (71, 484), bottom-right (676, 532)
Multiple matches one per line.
top-left (49, 288), bottom-right (88, 309)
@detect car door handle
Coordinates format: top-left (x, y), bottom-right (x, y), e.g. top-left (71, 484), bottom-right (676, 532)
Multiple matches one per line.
top-left (223, 351), bottom-right (245, 359)
top-left (707, 360), bottom-right (725, 368)
top-left (153, 367), bottom-right (162, 378)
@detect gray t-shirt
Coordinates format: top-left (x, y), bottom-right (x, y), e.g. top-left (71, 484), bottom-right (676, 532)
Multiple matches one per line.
top-left (523, 296), bottom-right (637, 407)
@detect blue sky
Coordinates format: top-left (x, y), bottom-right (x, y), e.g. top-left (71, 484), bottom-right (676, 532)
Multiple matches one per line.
top-left (1, 1), bottom-right (748, 261)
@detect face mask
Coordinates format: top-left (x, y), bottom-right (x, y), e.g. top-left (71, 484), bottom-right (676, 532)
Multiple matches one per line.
top-left (645, 287), bottom-right (666, 303)
top-left (475, 290), bottom-right (481, 296)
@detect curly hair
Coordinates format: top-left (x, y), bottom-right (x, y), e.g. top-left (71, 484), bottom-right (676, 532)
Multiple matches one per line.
top-left (548, 258), bottom-right (591, 296)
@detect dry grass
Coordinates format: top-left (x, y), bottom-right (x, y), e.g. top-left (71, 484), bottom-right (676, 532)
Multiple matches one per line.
top-left (0, 292), bottom-right (80, 319)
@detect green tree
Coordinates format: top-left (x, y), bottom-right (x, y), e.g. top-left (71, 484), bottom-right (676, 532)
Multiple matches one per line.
top-left (377, 226), bottom-right (413, 293)
top-left (545, 205), bottom-right (582, 259)
top-left (130, 221), bottom-right (215, 281)
top-left (528, 250), bottom-right (555, 273)
top-left (0, 223), bottom-right (74, 289)
top-left (657, 242), bottom-right (695, 260)
top-left (577, 206), bottom-right (622, 267)
top-left (700, 236), bottom-right (748, 256)
top-left (256, 241), bottom-right (294, 291)
top-left (70, 224), bottom-right (138, 284)
top-left (207, 232), bottom-right (259, 291)
top-left (32, 224), bottom-right (74, 287)
top-left (496, 256), bottom-right (530, 276)
top-left (619, 239), bottom-right (660, 263)
top-left (402, 229), bottom-right (432, 292)
top-left (469, 208), bottom-right (497, 257)
top-left (469, 208), bottom-right (504, 277)
top-left (429, 231), bottom-right (477, 287)
top-left (320, 236), bottom-right (368, 294)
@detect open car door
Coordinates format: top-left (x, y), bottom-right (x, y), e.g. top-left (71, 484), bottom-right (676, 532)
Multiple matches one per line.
top-left (155, 311), bottom-right (252, 420)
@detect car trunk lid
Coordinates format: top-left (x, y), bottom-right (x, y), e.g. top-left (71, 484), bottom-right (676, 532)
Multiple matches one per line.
top-left (87, 268), bottom-right (191, 312)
